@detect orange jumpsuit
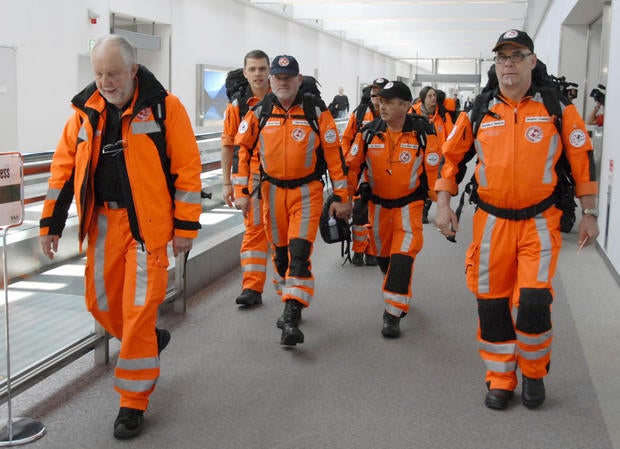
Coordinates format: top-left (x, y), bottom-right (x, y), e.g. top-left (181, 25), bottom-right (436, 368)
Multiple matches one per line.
top-left (223, 88), bottom-right (268, 294)
top-left (40, 66), bottom-right (203, 411)
top-left (436, 89), bottom-right (598, 391)
top-left (346, 116), bottom-right (428, 316)
top-left (234, 92), bottom-right (349, 306)
top-left (411, 102), bottom-right (454, 201)
top-left (342, 107), bottom-right (378, 256)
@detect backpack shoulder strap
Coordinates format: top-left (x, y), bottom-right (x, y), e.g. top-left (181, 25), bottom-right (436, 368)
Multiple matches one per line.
top-left (470, 90), bottom-right (496, 138)
top-left (301, 92), bottom-right (323, 136)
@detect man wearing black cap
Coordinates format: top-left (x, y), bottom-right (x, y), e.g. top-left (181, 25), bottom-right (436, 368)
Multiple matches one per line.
top-left (233, 55), bottom-right (351, 346)
top-left (346, 81), bottom-right (431, 338)
top-left (342, 77), bottom-right (389, 267)
top-left (435, 30), bottom-right (599, 410)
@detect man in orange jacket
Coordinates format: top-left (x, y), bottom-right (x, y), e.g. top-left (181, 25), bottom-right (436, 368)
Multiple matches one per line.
top-left (341, 77), bottom-right (388, 267)
top-left (39, 35), bottom-right (202, 439)
top-left (346, 81), bottom-right (429, 338)
top-left (221, 50), bottom-right (271, 307)
top-left (234, 55), bottom-right (351, 346)
top-left (435, 29), bottom-right (599, 410)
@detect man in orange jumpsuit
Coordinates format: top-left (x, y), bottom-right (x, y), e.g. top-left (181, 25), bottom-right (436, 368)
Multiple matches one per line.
top-left (346, 81), bottom-right (429, 339)
top-left (435, 30), bottom-right (599, 410)
top-left (39, 35), bottom-right (203, 439)
top-left (234, 55), bottom-right (351, 346)
top-left (341, 77), bottom-right (388, 267)
top-left (221, 50), bottom-right (271, 307)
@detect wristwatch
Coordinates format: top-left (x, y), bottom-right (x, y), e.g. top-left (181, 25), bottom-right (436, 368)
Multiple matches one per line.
top-left (582, 208), bottom-right (599, 217)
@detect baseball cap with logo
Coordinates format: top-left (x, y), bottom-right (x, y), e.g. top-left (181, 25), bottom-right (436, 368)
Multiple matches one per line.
top-left (370, 77), bottom-right (389, 89)
top-left (376, 81), bottom-right (412, 102)
top-left (492, 29), bottom-right (534, 53)
top-left (270, 55), bottom-right (300, 76)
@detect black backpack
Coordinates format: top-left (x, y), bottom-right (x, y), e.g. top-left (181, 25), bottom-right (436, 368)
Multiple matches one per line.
top-left (225, 68), bottom-right (251, 118)
top-left (457, 60), bottom-right (578, 232)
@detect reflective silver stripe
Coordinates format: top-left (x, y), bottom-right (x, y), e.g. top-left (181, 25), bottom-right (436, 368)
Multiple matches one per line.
top-left (372, 205), bottom-right (382, 254)
top-left (267, 183), bottom-right (280, 244)
top-left (134, 246), bottom-right (148, 306)
top-left (479, 341), bottom-right (516, 355)
top-left (353, 234), bottom-right (366, 242)
top-left (408, 154), bottom-right (423, 190)
top-left (259, 134), bottom-right (267, 172)
top-left (399, 204), bottom-right (413, 253)
top-left (543, 134), bottom-right (559, 184)
top-left (241, 250), bottom-right (268, 260)
top-left (116, 356), bottom-right (159, 370)
top-left (284, 286), bottom-right (312, 303)
top-left (250, 194), bottom-right (262, 226)
top-left (242, 264), bottom-right (266, 273)
top-left (287, 276), bottom-right (314, 289)
top-left (299, 184), bottom-right (311, 239)
top-left (517, 328), bottom-right (553, 346)
top-left (175, 190), bottom-right (202, 204)
top-left (484, 360), bottom-right (517, 373)
top-left (477, 214), bottom-right (496, 294)
top-left (384, 291), bottom-right (409, 306)
top-left (385, 303), bottom-right (403, 317)
top-left (95, 212), bottom-right (109, 311)
top-left (45, 188), bottom-right (61, 201)
top-left (475, 140), bottom-right (488, 187)
top-left (273, 274), bottom-right (284, 295)
top-left (517, 345), bottom-right (552, 360)
top-left (305, 131), bottom-right (316, 169)
top-left (535, 215), bottom-right (553, 283)
top-left (78, 124), bottom-right (88, 141)
top-left (131, 120), bottom-right (161, 134)
top-left (232, 177), bottom-right (248, 186)
top-left (114, 377), bottom-right (157, 393)
top-left (332, 179), bottom-right (347, 190)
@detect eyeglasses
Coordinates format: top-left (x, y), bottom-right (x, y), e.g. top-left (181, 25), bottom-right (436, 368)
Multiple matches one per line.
top-left (493, 53), bottom-right (533, 64)
top-left (101, 140), bottom-right (127, 157)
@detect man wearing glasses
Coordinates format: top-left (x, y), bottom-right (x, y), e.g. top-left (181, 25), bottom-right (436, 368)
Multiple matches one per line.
top-left (435, 30), bottom-right (599, 410)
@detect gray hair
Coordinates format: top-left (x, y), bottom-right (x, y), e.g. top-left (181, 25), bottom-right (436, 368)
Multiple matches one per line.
top-left (91, 35), bottom-right (137, 67)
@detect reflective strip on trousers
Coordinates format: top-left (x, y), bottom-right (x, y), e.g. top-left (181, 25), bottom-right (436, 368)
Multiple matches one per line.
top-left (114, 377), bottom-right (158, 393)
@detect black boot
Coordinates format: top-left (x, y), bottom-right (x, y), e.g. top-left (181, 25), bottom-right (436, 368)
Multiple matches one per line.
top-left (381, 311), bottom-right (401, 338)
top-left (276, 304), bottom-right (302, 329)
top-left (235, 288), bottom-right (263, 307)
top-left (280, 300), bottom-right (305, 346)
top-left (485, 388), bottom-right (514, 410)
top-left (422, 199), bottom-right (432, 224)
top-left (351, 252), bottom-right (365, 266)
top-left (522, 375), bottom-right (545, 409)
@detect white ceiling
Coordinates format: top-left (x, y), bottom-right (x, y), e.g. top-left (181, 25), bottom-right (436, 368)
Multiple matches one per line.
top-left (247, 0), bottom-right (531, 62)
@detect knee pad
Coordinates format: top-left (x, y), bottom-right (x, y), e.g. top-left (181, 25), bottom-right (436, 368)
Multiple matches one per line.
top-left (377, 256), bottom-right (390, 274)
top-left (274, 245), bottom-right (289, 278)
top-left (384, 253), bottom-right (413, 295)
top-left (288, 238), bottom-right (312, 278)
top-left (478, 297), bottom-right (516, 342)
top-left (352, 199), bottom-right (369, 225)
top-left (516, 288), bottom-right (553, 334)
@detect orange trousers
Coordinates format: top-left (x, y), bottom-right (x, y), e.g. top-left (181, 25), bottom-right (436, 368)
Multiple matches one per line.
top-left (368, 199), bottom-right (424, 316)
top-left (466, 207), bottom-right (562, 391)
top-left (240, 173), bottom-right (268, 292)
top-left (261, 180), bottom-right (323, 306)
top-left (85, 205), bottom-right (169, 411)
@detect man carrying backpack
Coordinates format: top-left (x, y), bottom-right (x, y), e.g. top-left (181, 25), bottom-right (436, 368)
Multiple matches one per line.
top-left (435, 30), bottom-right (599, 411)
top-left (346, 81), bottom-right (431, 339)
top-left (233, 55), bottom-right (351, 346)
top-left (221, 50), bottom-right (271, 308)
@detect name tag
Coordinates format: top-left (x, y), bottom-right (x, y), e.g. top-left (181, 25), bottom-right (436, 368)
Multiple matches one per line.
top-left (368, 144), bottom-right (384, 149)
top-left (292, 120), bottom-right (310, 126)
top-left (525, 116), bottom-right (553, 123)
top-left (480, 120), bottom-right (505, 129)
top-left (265, 121), bottom-right (280, 127)
top-left (400, 143), bottom-right (418, 149)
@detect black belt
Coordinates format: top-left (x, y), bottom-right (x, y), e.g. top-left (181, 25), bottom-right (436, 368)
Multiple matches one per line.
top-left (369, 189), bottom-right (426, 209)
top-left (476, 194), bottom-right (556, 220)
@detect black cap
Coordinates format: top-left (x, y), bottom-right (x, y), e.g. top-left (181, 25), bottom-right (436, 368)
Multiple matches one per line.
top-left (270, 55), bottom-right (300, 76)
top-left (370, 77), bottom-right (389, 89)
top-left (492, 29), bottom-right (534, 52)
top-left (376, 81), bottom-right (412, 102)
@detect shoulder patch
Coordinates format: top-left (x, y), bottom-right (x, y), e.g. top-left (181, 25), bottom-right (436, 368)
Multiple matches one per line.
top-left (569, 129), bottom-right (587, 148)
top-left (238, 120), bottom-right (249, 134)
top-left (324, 129), bottom-right (337, 144)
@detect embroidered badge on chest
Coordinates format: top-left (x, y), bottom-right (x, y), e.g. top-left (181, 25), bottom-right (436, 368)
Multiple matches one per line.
top-left (136, 108), bottom-right (152, 121)
top-left (292, 128), bottom-right (306, 141)
top-left (525, 125), bottom-right (543, 143)
top-left (399, 151), bottom-right (412, 163)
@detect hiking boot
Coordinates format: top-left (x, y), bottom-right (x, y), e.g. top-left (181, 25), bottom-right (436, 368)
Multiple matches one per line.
top-left (381, 311), bottom-right (401, 338)
top-left (364, 254), bottom-right (378, 266)
top-left (235, 288), bottom-right (263, 306)
top-left (522, 375), bottom-right (545, 409)
top-left (276, 304), bottom-right (303, 329)
top-left (113, 407), bottom-right (144, 440)
top-left (351, 252), bottom-right (365, 266)
top-left (485, 389), bottom-right (514, 410)
top-left (280, 300), bottom-right (304, 346)
top-left (155, 328), bottom-right (171, 356)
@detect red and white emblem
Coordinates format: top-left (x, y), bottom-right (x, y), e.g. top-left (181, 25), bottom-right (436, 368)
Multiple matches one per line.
top-left (504, 30), bottom-right (519, 39)
top-left (525, 126), bottom-right (543, 143)
top-left (278, 57), bottom-right (290, 67)
top-left (399, 151), bottom-right (411, 163)
top-left (136, 108), bottom-right (152, 121)
top-left (292, 128), bottom-right (306, 141)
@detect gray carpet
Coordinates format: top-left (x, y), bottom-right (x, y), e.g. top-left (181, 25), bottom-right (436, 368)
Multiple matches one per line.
top-left (4, 207), bottom-right (614, 449)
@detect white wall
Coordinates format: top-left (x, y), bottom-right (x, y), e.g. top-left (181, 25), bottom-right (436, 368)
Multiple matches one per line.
top-left (0, 0), bottom-right (405, 152)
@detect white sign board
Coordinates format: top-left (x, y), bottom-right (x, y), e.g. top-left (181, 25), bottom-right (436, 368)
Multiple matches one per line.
top-left (0, 152), bottom-right (24, 227)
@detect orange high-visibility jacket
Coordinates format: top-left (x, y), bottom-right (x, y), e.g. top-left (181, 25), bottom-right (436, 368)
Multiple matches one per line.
top-left (346, 116), bottom-right (427, 202)
top-left (233, 93), bottom-right (349, 202)
top-left (40, 66), bottom-right (203, 251)
top-left (436, 90), bottom-right (598, 208)
top-left (341, 106), bottom-right (376, 157)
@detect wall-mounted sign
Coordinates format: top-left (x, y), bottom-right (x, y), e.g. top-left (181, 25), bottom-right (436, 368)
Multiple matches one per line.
top-left (0, 152), bottom-right (24, 227)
